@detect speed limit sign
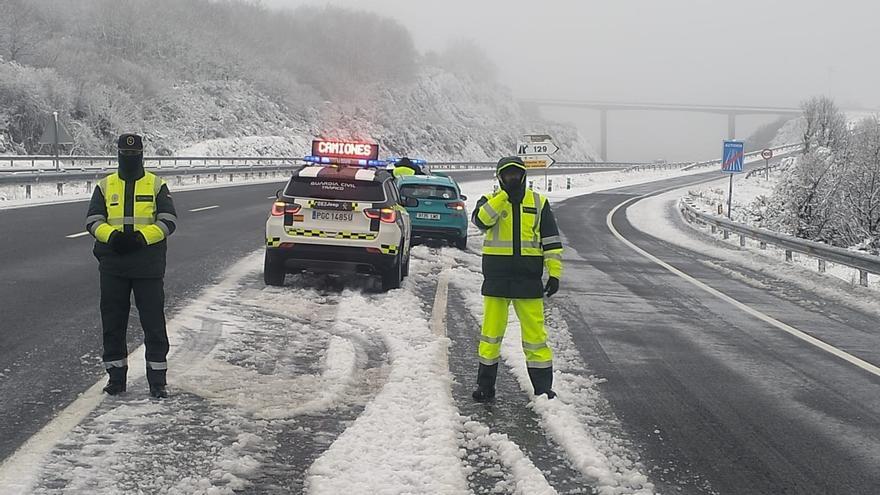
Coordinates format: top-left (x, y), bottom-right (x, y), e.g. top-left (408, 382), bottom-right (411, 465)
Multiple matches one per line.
top-left (761, 149), bottom-right (773, 160)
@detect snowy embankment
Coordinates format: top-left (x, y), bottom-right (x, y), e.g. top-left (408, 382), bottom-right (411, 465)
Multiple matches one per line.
top-left (626, 180), bottom-right (880, 322)
top-left (676, 161), bottom-right (880, 294)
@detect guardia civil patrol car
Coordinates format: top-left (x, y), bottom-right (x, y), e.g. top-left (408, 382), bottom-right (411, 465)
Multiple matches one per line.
top-left (264, 140), bottom-right (412, 291)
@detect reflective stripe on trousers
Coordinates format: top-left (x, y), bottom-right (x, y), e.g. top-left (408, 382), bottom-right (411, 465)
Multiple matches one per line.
top-left (477, 296), bottom-right (552, 367)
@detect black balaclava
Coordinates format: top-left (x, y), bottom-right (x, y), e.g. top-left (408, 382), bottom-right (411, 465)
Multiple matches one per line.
top-left (118, 152), bottom-right (145, 181)
top-left (496, 157), bottom-right (527, 203)
top-left (117, 133), bottom-right (145, 181)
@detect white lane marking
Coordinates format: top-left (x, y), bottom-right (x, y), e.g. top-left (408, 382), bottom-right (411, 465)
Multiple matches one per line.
top-left (66, 231), bottom-right (90, 239)
top-left (0, 346), bottom-right (148, 493)
top-left (606, 195), bottom-right (880, 379)
top-left (431, 268), bottom-right (451, 373)
top-left (189, 205), bottom-right (219, 212)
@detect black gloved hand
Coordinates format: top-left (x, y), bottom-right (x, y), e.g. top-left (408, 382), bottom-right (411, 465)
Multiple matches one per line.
top-left (109, 231), bottom-right (146, 255)
top-left (544, 276), bottom-right (559, 297)
top-left (108, 231), bottom-right (126, 254)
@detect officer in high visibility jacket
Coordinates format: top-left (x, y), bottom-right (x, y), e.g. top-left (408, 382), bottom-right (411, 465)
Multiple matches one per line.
top-left (471, 156), bottom-right (563, 402)
top-left (85, 133), bottom-right (177, 399)
top-left (392, 156), bottom-right (422, 178)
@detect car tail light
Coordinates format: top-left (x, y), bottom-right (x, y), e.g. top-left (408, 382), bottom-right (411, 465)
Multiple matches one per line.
top-left (446, 201), bottom-right (466, 211)
top-left (364, 208), bottom-right (397, 223)
top-left (271, 202), bottom-right (301, 216)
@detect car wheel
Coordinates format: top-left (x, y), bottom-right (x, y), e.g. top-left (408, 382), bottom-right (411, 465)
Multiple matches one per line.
top-left (263, 251), bottom-right (285, 286)
top-left (380, 256), bottom-right (403, 291)
top-left (454, 235), bottom-right (468, 250)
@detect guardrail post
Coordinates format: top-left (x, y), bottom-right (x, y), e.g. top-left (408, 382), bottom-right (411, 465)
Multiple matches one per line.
top-left (548, 179), bottom-right (553, 192)
top-left (818, 259), bottom-right (826, 273)
top-left (229, 173), bottom-right (234, 182)
top-left (860, 270), bottom-right (868, 287)
top-left (566, 178), bottom-right (571, 190)
top-left (214, 174), bottom-right (218, 182)
top-left (711, 225), bottom-right (717, 234)
top-left (86, 180), bottom-right (91, 193)
top-left (176, 175), bottom-right (182, 185)
top-left (759, 241), bottom-right (767, 250)
top-left (785, 250), bottom-right (792, 262)
top-left (739, 234), bottom-right (746, 247)
top-left (196, 175), bottom-right (200, 184)
top-left (528, 180), bottom-right (533, 189)
top-left (57, 183), bottom-right (63, 196)
top-left (25, 184), bottom-right (31, 199)
top-left (723, 230), bottom-right (729, 240)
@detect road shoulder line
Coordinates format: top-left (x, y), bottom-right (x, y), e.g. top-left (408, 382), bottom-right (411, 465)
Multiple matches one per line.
top-left (607, 195), bottom-right (880, 378)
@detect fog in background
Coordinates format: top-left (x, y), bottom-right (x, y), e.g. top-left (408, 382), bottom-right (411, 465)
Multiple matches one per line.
top-left (263, 0), bottom-right (879, 161)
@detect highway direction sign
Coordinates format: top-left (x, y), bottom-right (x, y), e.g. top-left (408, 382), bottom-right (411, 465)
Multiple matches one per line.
top-left (721, 140), bottom-right (745, 174)
top-left (517, 141), bottom-right (559, 156)
top-left (522, 155), bottom-right (556, 169)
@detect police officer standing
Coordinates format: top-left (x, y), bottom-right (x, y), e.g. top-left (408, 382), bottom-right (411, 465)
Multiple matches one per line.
top-left (471, 156), bottom-right (563, 402)
top-left (85, 134), bottom-right (178, 398)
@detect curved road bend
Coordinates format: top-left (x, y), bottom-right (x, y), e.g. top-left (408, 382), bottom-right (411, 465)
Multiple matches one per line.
top-left (554, 174), bottom-right (880, 494)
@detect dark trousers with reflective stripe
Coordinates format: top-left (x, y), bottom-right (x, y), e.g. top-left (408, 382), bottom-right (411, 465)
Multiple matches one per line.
top-left (100, 272), bottom-right (169, 377)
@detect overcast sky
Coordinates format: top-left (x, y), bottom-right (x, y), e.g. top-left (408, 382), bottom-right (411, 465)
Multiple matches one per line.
top-left (262, 0), bottom-right (879, 160)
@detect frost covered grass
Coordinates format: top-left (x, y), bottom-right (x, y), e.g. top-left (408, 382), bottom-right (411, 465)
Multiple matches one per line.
top-left (683, 167), bottom-right (880, 294)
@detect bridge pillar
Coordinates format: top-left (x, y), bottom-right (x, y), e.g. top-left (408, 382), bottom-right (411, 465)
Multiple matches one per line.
top-left (727, 113), bottom-right (736, 140)
top-left (600, 109), bottom-right (608, 161)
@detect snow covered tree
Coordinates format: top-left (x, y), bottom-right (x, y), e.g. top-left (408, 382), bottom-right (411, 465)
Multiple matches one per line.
top-left (801, 96), bottom-right (847, 153)
top-left (839, 117), bottom-right (880, 251)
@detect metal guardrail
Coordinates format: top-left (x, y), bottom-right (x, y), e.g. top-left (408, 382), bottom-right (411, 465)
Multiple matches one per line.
top-left (680, 197), bottom-right (879, 286)
top-left (0, 162), bottom-right (305, 185)
top-left (0, 155), bottom-right (300, 169)
top-left (681, 142), bottom-right (804, 171)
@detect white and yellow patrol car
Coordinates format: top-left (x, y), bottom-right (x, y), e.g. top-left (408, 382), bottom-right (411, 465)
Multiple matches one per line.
top-left (264, 140), bottom-right (412, 291)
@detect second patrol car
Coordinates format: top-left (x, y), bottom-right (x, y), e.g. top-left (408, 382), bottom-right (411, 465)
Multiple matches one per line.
top-left (265, 140), bottom-right (412, 291)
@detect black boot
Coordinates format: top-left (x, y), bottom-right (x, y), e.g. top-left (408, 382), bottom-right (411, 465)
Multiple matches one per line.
top-left (472, 363), bottom-right (498, 402)
top-left (147, 368), bottom-right (168, 399)
top-left (102, 366), bottom-right (128, 395)
top-left (527, 366), bottom-right (556, 399)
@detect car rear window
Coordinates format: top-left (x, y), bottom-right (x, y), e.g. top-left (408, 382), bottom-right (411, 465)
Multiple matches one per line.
top-left (285, 177), bottom-right (386, 202)
top-left (400, 184), bottom-right (458, 200)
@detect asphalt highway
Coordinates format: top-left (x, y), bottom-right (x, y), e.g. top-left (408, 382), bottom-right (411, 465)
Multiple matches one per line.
top-left (553, 176), bottom-right (880, 493)
top-left (4, 162), bottom-right (877, 494)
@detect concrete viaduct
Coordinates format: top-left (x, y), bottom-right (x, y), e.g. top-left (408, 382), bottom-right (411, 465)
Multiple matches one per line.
top-left (518, 99), bottom-right (803, 161)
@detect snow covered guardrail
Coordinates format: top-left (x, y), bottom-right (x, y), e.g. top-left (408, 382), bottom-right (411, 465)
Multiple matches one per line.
top-left (681, 142), bottom-right (804, 171)
top-left (679, 197), bottom-right (880, 287)
top-left (0, 155), bottom-right (300, 170)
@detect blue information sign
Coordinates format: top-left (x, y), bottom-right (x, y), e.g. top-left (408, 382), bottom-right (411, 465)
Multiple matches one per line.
top-left (721, 140), bottom-right (745, 174)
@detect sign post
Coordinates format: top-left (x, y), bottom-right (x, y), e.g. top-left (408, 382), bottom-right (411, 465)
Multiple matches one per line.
top-left (721, 140), bottom-right (745, 219)
top-left (38, 111), bottom-right (74, 170)
top-left (760, 148), bottom-right (773, 180)
top-left (517, 135), bottom-right (557, 190)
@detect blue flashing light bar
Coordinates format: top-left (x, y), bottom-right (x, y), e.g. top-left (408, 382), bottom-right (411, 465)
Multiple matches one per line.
top-left (386, 157), bottom-right (427, 166)
top-left (303, 155), bottom-right (389, 167)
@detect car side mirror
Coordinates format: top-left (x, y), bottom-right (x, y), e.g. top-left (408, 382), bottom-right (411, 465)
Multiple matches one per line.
top-left (460, 194), bottom-right (468, 201)
top-left (403, 197), bottom-right (419, 208)
top-left (275, 188), bottom-right (283, 199)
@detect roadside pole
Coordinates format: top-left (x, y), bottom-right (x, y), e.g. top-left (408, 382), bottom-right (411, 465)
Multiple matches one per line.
top-left (761, 148), bottom-right (773, 181)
